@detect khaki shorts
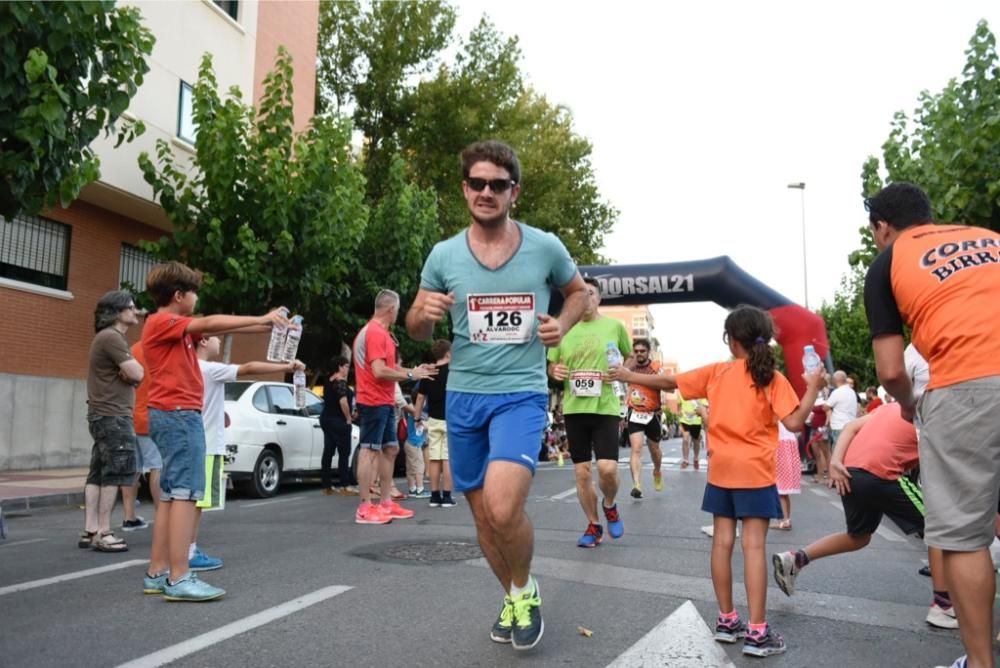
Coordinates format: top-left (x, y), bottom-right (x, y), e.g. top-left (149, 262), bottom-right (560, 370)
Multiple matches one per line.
top-left (919, 375), bottom-right (1000, 551)
top-left (196, 455), bottom-right (225, 511)
top-left (426, 417), bottom-right (448, 460)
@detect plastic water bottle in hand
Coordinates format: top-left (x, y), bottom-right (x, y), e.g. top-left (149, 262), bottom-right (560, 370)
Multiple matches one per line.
top-left (293, 368), bottom-right (306, 409)
top-left (802, 345), bottom-right (822, 374)
top-left (266, 308), bottom-right (290, 361)
top-left (606, 342), bottom-right (626, 399)
top-left (282, 316), bottom-right (304, 362)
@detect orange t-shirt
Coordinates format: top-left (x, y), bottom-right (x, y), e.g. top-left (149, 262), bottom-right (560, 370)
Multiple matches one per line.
top-left (865, 223), bottom-right (1000, 390)
top-left (627, 360), bottom-right (663, 412)
top-left (677, 360), bottom-right (800, 489)
top-left (843, 403), bottom-right (918, 480)
top-left (132, 342), bottom-right (150, 435)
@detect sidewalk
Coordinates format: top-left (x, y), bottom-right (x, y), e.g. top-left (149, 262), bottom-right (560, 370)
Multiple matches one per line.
top-left (0, 468), bottom-right (88, 512)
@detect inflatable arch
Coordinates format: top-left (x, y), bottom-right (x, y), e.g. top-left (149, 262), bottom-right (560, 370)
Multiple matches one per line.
top-left (554, 256), bottom-right (830, 398)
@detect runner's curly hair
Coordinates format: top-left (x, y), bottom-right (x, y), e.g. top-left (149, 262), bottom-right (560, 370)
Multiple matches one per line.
top-left (724, 305), bottom-right (776, 389)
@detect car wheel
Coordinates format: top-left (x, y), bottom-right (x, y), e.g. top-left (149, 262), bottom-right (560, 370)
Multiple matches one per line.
top-left (350, 447), bottom-right (359, 482)
top-left (247, 447), bottom-right (282, 498)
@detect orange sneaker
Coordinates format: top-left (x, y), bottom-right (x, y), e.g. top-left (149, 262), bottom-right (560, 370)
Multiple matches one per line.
top-left (380, 499), bottom-right (415, 519)
top-left (355, 502), bottom-right (393, 525)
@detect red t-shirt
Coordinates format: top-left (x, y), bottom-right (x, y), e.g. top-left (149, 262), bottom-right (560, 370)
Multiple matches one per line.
top-left (131, 342), bottom-right (150, 435)
top-left (352, 319), bottom-right (396, 406)
top-left (843, 403), bottom-right (917, 480)
top-left (865, 397), bottom-right (883, 414)
top-left (141, 311), bottom-right (204, 411)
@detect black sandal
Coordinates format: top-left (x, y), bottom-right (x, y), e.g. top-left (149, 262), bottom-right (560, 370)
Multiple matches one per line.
top-left (91, 531), bottom-right (128, 553)
top-left (78, 530), bottom-right (96, 549)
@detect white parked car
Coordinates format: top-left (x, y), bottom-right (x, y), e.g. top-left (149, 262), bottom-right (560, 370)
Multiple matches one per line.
top-left (223, 381), bottom-right (359, 498)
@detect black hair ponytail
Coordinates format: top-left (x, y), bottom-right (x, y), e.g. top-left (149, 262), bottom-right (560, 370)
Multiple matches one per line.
top-left (723, 305), bottom-right (776, 389)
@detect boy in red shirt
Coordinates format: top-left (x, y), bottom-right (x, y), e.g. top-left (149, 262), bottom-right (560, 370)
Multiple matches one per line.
top-left (141, 261), bottom-right (289, 601)
top-left (772, 347), bottom-right (957, 629)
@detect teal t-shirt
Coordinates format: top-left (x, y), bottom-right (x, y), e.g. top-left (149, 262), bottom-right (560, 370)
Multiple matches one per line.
top-left (420, 222), bottom-right (578, 394)
top-left (547, 317), bottom-right (632, 416)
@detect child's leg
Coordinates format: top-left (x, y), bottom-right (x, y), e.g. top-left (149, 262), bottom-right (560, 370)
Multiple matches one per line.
top-left (802, 532), bottom-right (871, 561)
top-left (442, 458), bottom-right (454, 492)
top-left (168, 500), bottom-right (197, 581)
top-left (779, 495), bottom-right (790, 521)
top-left (711, 515), bottom-right (739, 613)
top-left (428, 460), bottom-right (441, 492)
top-left (148, 499), bottom-right (172, 574)
top-left (928, 547), bottom-right (951, 605)
top-left (741, 517), bottom-right (770, 625)
top-left (191, 506), bottom-right (203, 555)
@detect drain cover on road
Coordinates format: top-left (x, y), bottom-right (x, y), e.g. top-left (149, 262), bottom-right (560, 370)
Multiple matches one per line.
top-left (383, 540), bottom-right (482, 562)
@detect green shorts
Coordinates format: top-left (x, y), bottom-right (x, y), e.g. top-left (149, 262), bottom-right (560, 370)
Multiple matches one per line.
top-left (196, 455), bottom-right (226, 511)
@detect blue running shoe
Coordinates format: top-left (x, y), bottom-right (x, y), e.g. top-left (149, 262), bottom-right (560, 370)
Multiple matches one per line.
top-left (143, 572), bottom-right (168, 595)
top-left (189, 548), bottom-right (223, 572)
top-left (577, 523), bottom-right (603, 548)
top-left (163, 572), bottom-right (225, 602)
top-left (603, 502), bottom-right (624, 539)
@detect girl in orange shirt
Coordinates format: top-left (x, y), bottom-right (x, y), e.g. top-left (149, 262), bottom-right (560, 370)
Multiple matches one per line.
top-left (610, 305), bottom-right (824, 658)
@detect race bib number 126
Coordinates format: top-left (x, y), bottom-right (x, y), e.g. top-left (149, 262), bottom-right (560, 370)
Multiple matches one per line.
top-left (467, 293), bottom-right (535, 344)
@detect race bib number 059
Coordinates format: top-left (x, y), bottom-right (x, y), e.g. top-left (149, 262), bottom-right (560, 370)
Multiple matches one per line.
top-left (570, 370), bottom-right (602, 397)
top-left (468, 293), bottom-right (535, 344)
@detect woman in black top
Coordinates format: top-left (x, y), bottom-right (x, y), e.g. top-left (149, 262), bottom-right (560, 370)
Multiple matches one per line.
top-left (321, 356), bottom-right (358, 494)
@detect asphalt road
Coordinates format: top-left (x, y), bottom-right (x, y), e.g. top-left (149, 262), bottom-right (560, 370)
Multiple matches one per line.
top-left (0, 437), bottom-right (973, 667)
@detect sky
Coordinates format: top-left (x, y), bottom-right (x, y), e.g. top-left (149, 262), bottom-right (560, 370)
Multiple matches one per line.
top-left (449, 0), bottom-right (1000, 369)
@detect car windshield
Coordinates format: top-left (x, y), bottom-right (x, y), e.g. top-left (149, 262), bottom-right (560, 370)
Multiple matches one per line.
top-left (225, 382), bottom-right (253, 401)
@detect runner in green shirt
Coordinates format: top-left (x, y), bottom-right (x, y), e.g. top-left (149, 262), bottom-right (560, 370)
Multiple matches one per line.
top-left (678, 393), bottom-right (708, 470)
top-left (547, 277), bottom-right (632, 547)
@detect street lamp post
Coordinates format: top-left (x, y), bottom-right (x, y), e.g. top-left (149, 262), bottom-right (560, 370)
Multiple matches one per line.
top-left (787, 182), bottom-right (808, 309)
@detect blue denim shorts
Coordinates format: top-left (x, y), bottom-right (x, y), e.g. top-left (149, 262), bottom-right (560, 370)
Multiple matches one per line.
top-left (357, 404), bottom-right (398, 450)
top-left (135, 435), bottom-right (164, 472)
top-left (149, 408), bottom-right (206, 501)
top-left (446, 391), bottom-right (548, 492)
top-left (701, 482), bottom-right (783, 520)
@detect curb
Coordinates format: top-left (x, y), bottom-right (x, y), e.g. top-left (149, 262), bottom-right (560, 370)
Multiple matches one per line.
top-left (0, 491), bottom-right (86, 514)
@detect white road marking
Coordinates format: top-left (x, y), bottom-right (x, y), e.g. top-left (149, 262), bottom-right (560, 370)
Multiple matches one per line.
top-left (876, 525), bottom-right (906, 542)
top-left (551, 487), bottom-right (578, 501)
top-left (467, 555), bottom-right (929, 632)
top-left (115, 585), bottom-right (352, 668)
top-left (242, 496), bottom-right (307, 508)
top-left (0, 538), bottom-right (49, 548)
top-left (829, 500), bottom-right (844, 511)
top-left (809, 487), bottom-right (828, 497)
top-left (606, 600), bottom-right (735, 668)
top-left (0, 559), bottom-right (146, 597)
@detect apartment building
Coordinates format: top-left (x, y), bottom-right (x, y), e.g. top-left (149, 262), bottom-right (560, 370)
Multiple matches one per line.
top-left (0, 0), bottom-right (320, 470)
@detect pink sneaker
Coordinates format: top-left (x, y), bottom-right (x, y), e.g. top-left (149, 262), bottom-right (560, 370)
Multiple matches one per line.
top-left (380, 499), bottom-right (415, 519)
top-left (355, 503), bottom-right (393, 525)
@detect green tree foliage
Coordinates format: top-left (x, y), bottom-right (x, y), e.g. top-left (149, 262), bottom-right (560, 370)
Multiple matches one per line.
top-left (0, 1), bottom-right (153, 217)
top-left (815, 269), bottom-right (878, 387)
top-left (403, 19), bottom-right (618, 264)
top-left (316, 0), bottom-right (455, 200)
top-left (138, 50), bottom-right (369, 363)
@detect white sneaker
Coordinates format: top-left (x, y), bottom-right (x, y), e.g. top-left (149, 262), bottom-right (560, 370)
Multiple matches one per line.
top-left (925, 603), bottom-right (959, 629)
top-left (772, 552), bottom-right (800, 597)
top-left (934, 656), bottom-right (967, 668)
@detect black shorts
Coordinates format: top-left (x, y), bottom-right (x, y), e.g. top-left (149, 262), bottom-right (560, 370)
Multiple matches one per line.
top-left (85, 415), bottom-right (138, 487)
top-left (564, 414), bottom-right (621, 464)
top-left (681, 423), bottom-right (702, 440)
top-left (626, 411), bottom-right (661, 442)
top-left (842, 468), bottom-right (925, 537)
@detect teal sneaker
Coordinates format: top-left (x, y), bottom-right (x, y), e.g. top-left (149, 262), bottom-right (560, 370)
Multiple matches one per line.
top-left (489, 594), bottom-right (514, 643)
top-left (189, 548), bottom-right (223, 572)
top-left (511, 578), bottom-right (544, 651)
top-left (143, 572), bottom-right (168, 595)
top-left (162, 572), bottom-right (225, 602)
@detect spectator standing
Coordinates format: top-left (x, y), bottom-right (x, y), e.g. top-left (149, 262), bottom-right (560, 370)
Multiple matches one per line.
top-left (81, 291), bottom-right (144, 553)
top-left (415, 339), bottom-right (454, 507)
top-left (321, 356), bottom-right (358, 495)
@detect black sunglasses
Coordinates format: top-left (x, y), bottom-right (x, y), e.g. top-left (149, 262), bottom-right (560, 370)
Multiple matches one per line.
top-left (466, 177), bottom-right (516, 193)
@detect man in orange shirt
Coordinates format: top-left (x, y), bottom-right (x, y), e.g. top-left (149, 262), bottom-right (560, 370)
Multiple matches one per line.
top-left (624, 338), bottom-right (664, 498)
top-left (863, 182), bottom-right (1000, 668)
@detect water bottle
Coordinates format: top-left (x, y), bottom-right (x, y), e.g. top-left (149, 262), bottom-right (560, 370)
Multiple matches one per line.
top-left (266, 307), bottom-right (290, 362)
top-left (802, 345), bottom-right (822, 374)
top-left (293, 368), bottom-right (306, 409)
top-left (281, 316), bottom-right (304, 362)
top-left (606, 342), bottom-right (626, 399)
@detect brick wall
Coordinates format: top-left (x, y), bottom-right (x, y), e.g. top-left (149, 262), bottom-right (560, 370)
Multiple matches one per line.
top-left (253, 0), bottom-right (319, 132)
